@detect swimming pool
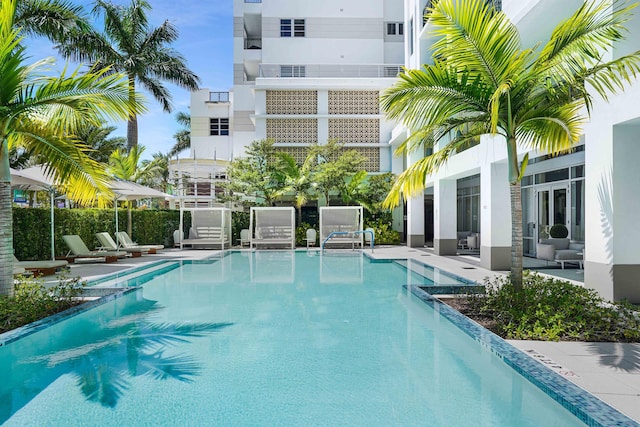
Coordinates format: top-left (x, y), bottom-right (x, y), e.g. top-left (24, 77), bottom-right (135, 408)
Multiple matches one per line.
top-left (0, 251), bottom-right (634, 426)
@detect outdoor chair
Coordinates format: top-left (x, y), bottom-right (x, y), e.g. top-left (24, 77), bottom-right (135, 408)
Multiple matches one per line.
top-left (305, 229), bottom-right (317, 249)
top-left (116, 231), bottom-right (164, 254)
top-left (239, 229), bottom-right (250, 247)
top-left (13, 255), bottom-right (68, 277)
top-left (536, 238), bottom-right (584, 269)
top-left (62, 235), bottom-right (126, 263)
top-left (96, 232), bottom-right (144, 257)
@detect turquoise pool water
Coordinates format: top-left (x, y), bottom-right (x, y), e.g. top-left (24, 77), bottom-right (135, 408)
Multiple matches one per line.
top-left (0, 251), bottom-right (618, 425)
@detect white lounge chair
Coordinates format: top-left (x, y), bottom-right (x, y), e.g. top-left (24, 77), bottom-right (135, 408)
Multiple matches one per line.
top-left (306, 229), bottom-right (317, 249)
top-left (239, 229), bottom-right (250, 247)
top-left (13, 255), bottom-right (68, 277)
top-left (96, 232), bottom-right (144, 257)
top-left (116, 231), bottom-right (164, 254)
top-left (62, 235), bottom-right (126, 263)
top-left (180, 208), bottom-right (232, 249)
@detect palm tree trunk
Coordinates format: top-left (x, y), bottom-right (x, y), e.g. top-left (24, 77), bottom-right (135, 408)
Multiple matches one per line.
top-left (127, 76), bottom-right (138, 150)
top-left (297, 206), bottom-right (302, 227)
top-left (127, 203), bottom-right (132, 237)
top-left (510, 181), bottom-right (524, 290)
top-left (0, 151), bottom-right (14, 296)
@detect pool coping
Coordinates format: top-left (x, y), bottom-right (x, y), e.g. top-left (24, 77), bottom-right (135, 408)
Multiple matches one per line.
top-left (409, 285), bottom-right (640, 427)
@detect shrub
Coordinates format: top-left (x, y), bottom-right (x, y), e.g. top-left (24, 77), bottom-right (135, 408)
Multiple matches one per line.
top-left (364, 218), bottom-right (401, 245)
top-left (296, 222), bottom-right (316, 246)
top-left (466, 272), bottom-right (640, 342)
top-left (0, 273), bottom-right (86, 333)
top-left (549, 224), bottom-right (569, 238)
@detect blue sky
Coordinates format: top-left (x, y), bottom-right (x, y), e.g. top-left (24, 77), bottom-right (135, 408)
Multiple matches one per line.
top-left (24, 0), bottom-right (233, 160)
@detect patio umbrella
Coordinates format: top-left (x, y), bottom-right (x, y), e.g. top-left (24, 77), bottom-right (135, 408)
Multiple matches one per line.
top-left (10, 167), bottom-right (57, 260)
top-left (108, 180), bottom-right (172, 245)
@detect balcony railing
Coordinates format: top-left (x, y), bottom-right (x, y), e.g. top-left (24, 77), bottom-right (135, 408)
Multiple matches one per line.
top-left (245, 38), bottom-right (262, 49)
top-left (258, 64), bottom-right (403, 79)
top-left (208, 91), bottom-right (230, 103)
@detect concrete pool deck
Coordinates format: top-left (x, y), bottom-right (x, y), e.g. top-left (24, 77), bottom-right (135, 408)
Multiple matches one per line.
top-left (45, 245), bottom-right (640, 423)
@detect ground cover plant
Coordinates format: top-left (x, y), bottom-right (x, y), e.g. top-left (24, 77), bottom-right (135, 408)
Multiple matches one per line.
top-left (0, 274), bottom-right (86, 334)
top-left (447, 272), bottom-right (640, 342)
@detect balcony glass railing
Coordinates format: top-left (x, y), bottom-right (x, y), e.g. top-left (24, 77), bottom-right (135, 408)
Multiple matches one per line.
top-left (258, 64), bottom-right (403, 79)
top-left (208, 92), bottom-right (230, 103)
top-left (244, 0), bottom-right (261, 3)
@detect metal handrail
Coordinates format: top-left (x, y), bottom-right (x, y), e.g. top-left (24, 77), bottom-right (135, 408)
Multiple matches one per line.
top-left (321, 230), bottom-right (374, 253)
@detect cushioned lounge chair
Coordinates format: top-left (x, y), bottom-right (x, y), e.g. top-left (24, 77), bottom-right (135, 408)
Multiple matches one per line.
top-left (116, 231), bottom-right (164, 254)
top-left (96, 232), bottom-right (144, 257)
top-left (62, 235), bottom-right (126, 263)
top-left (13, 255), bottom-right (68, 277)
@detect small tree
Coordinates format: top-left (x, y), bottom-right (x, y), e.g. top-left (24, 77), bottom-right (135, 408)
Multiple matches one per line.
top-left (224, 139), bottom-right (283, 206)
top-left (275, 152), bottom-right (317, 224)
top-left (309, 140), bottom-right (364, 206)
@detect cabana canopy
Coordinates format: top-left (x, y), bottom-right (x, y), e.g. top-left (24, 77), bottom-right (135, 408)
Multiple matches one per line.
top-left (249, 207), bottom-right (295, 249)
top-left (319, 206), bottom-right (364, 249)
top-left (180, 207), bottom-right (232, 249)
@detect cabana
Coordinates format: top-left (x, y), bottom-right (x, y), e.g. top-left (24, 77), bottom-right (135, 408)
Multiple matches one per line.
top-left (181, 207), bottom-right (232, 249)
top-left (319, 206), bottom-right (364, 249)
top-left (249, 207), bottom-right (295, 249)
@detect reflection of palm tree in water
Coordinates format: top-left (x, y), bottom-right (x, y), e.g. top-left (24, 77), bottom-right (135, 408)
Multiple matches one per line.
top-left (5, 293), bottom-right (232, 412)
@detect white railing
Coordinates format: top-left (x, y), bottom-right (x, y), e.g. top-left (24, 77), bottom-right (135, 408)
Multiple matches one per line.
top-left (258, 64), bottom-right (403, 79)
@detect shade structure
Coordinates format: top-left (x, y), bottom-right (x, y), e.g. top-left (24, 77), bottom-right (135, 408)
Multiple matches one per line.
top-left (10, 167), bottom-right (57, 260)
top-left (108, 180), bottom-right (173, 245)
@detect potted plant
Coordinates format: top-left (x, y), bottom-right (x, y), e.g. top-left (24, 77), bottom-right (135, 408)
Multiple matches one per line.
top-left (549, 224), bottom-right (569, 239)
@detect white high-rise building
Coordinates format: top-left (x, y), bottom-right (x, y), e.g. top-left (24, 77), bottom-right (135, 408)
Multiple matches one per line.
top-left (178, 0), bottom-right (406, 210)
top-left (401, 0), bottom-right (640, 302)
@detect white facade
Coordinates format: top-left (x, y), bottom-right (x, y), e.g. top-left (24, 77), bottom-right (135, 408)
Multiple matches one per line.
top-left (231, 0), bottom-right (405, 173)
top-left (402, 0), bottom-right (640, 302)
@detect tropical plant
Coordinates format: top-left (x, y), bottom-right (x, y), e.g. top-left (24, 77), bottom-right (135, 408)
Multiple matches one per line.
top-left (381, 0), bottom-right (640, 289)
top-left (0, 0), bottom-right (144, 296)
top-left (549, 224), bottom-right (569, 238)
top-left (224, 139), bottom-right (283, 206)
top-left (275, 152), bottom-right (317, 224)
top-left (138, 151), bottom-right (170, 193)
top-left (339, 170), bottom-right (367, 206)
top-left (168, 111), bottom-right (191, 158)
top-left (308, 140), bottom-right (364, 206)
top-left (15, 0), bottom-right (90, 42)
top-left (77, 122), bottom-right (127, 164)
top-left (359, 172), bottom-right (396, 216)
top-left (57, 0), bottom-right (200, 150)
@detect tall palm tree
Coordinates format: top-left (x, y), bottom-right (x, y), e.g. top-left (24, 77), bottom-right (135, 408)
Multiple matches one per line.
top-left (77, 122), bottom-right (127, 164)
top-left (15, 0), bottom-right (90, 42)
top-left (381, 0), bottom-right (640, 289)
top-left (57, 0), bottom-right (200, 150)
top-left (0, 0), bottom-right (144, 296)
top-left (109, 145), bottom-right (149, 236)
top-left (168, 111), bottom-right (190, 158)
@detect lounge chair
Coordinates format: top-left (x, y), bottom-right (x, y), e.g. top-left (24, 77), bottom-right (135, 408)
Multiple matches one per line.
top-left (62, 235), bottom-right (126, 263)
top-left (96, 232), bottom-right (144, 257)
top-left (116, 231), bottom-right (164, 254)
top-left (305, 229), bottom-right (317, 249)
top-left (13, 255), bottom-right (68, 277)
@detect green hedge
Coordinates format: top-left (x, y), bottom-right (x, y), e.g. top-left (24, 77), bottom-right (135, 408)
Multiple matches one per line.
top-left (13, 208), bottom-right (183, 260)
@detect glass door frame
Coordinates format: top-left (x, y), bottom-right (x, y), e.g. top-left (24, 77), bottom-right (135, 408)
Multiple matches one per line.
top-left (535, 182), bottom-right (571, 242)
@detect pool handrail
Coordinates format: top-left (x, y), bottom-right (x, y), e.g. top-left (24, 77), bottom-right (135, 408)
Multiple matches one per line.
top-left (321, 230), bottom-right (374, 253)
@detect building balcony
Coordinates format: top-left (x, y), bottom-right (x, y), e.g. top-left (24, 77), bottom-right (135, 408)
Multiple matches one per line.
top-left (245, 38), bottom-right (262, 50)
top-left (207, 92), bottom-right (230, 103)
top-left (258, 64), bottom-right (403, 79)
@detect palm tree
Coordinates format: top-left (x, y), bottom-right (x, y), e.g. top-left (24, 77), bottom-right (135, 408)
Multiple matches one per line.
top-left (15, 0), bottom-right (90, 42)
top-left (57, 0), bottom-right (200, 150)
top-left (0, 0), bottom-right (144, 296)
top-left (381, 0), bottom-right (640, 289)
top-left (168, 111), bottom-right (191, 158)
top-left (275, 152), bottom-right (317, 225)
top-left (109, 145), bottom-right (150, 236)
top-left (77, 122), bottom-right (127, 164)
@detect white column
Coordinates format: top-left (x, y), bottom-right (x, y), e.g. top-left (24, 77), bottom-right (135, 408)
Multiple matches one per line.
top-left (406, 148), bottom-right (424, 247)
top-left (480, 160), bottom-right (511, 270)
top-left (433, 177), bottom-right (456, 255)
top-left (584, 119), bottom-right (640, 302)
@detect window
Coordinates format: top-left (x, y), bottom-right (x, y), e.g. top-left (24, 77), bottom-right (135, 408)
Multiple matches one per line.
top-left (386, 22), bottom-right (403, 35)
top-left (280, 19), bottom-right (305, 37)
top-left (280, 65), bottom-right (306, 77)
top-left (209, 118), bottom-right (229, 136)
